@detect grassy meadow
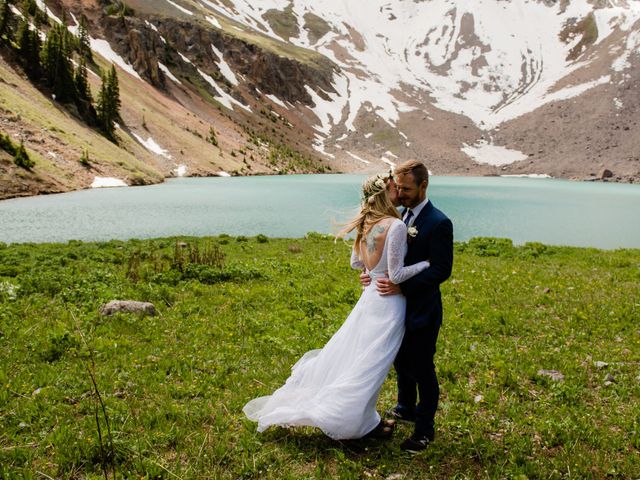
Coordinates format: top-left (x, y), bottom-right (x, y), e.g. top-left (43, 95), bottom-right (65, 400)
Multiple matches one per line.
top-left (0, 235), bottom-right (638, 479)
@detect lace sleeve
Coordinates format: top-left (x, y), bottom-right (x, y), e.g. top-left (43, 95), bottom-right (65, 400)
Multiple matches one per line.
top-left (350, 245), bottom-right (364, 270)
top-left (387, 220), bottom-right (429, 284)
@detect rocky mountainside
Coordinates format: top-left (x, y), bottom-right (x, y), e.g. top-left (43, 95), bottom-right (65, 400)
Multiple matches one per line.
top-left (1, 0), bottom-right (639, 199)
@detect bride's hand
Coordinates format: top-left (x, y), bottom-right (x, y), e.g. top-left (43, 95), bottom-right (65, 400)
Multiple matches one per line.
top-left (359, 270), bottom-right (371, 287)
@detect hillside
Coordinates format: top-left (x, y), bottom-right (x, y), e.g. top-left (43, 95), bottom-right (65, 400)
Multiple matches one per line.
top-left (1, 0), bottom-right (640, 200)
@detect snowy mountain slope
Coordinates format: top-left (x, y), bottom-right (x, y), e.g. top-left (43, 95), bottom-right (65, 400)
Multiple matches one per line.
top-left (199, 0), bottom-right (638, 126)
top-left (3, 0), bottom-right (639, 198)
top-left (179, 0), bottom-right (640, 178)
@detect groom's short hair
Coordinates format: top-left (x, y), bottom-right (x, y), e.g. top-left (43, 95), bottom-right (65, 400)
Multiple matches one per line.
top-left (395, 160), bottom-right (429, 187)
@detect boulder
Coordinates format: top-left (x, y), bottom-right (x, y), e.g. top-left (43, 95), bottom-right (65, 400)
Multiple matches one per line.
top-left (99, 300), bottom-right (156, 316)
top-left (597, 168), bottom-right (613, 180)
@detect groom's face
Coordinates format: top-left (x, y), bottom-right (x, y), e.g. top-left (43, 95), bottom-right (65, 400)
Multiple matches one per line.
top-left (396, 173), bottom-right (427, 208)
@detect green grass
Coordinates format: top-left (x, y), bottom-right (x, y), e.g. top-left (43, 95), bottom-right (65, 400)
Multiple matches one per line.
top-left (0, 236), bottom-right (639, 479)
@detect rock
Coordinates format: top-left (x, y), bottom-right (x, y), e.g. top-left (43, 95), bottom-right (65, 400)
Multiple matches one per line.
top-left (18, 422), bottom-right (28, 429)
top-left (594, 361), bottom-right (608, 369)
top-left (603, 373), bottom-right (616, 386)
top-left (99, 300), bottom-right (156, 316)
top-left (597, 168), bottom-right (613, 180)
top-left (386, 475), bottom-right (404, 480)
top-left (543, 287), bottom-right (551, 294)
top-left (537, 369), bottom-right (564, 381)
top-left (176, 242), bottom-right (188, 248)
top-left (474, 394), bottom-right (484, 403)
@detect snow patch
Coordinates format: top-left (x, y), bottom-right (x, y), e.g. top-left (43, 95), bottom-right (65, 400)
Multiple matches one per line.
top-left (380, 157), bottom-right (396, 168)
top-left (178, 52), bottom-right (192, 64)
top-left (346, 151), bottom-right (370, 165)
top-left (216, 171), bottom-right (231, 177)
top-left (91, 39), bottom-right (142, 80)
top-left (206, 15), bottom-right (221, 29)
top-left (91, 177), bottom-right (128, 188)
top-left (210, 44), bottom-right (238, 86)
top-left (165, 0), bottom-right (193, 16)
top-left (461, 140), bottom-right (528, 166)
top-left (265, 94), bottom-right (288, 109)
top-left (174, 164), bottom-right (187, 177)
top-left (158, 63), bottom-right (182, 85)
top-left (198, 69), bottom-right (252, 112)
top-left (131, 132), bottom-right (173, 159)
top-left (613, 97), bottom-right (623, 109)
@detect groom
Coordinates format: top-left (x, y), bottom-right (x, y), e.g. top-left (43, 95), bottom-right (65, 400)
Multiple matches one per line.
top-left (362, 159), bottom-right (453, 452)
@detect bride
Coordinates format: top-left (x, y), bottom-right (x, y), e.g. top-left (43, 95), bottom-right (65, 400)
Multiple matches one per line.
top-left (243, 172), bottom-right (430, 440)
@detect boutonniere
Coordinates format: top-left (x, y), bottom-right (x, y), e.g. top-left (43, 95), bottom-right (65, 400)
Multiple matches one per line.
top-left (407, 226), bottom-right (418, 238)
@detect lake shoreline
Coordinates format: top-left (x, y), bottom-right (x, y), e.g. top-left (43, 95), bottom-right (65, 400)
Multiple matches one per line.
top-left (1, 170), bottom-right (638, 202)
top-left (1, 175), bottom-right (639, 248)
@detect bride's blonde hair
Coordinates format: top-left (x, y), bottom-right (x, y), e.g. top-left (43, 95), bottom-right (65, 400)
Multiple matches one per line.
top-left (337, 172), bottom-right (401, 253)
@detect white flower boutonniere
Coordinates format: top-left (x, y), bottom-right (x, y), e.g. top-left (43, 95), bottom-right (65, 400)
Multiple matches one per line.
top-left (407, 226), bottom-right (418, 238)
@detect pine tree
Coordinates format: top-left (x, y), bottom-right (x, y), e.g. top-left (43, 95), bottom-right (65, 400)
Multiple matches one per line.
top-left (0, 0), bottom-right (14, 42)
top-left (16, 10), bottom-right (40, 78)
top-left (16, 14), bottom-right (31, 56)
top-left (22, 0), bottom-right (36, 16)
top-left (107, 64), bottom-right (120, 114)
top-left (41, 22), bottom-right (76, 102)
top-left (74, 57), bottom-right (91, 102)
top-left (96, 64), bottom-right (121, 139)
top-left (77, 15), bottom-right (92, 62)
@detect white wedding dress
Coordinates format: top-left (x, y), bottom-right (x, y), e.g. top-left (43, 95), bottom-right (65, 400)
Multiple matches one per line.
top-left (243, 219), bottom-right (429, 439)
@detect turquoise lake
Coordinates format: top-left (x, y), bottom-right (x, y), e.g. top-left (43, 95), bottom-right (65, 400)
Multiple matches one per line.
top-left (0, 175), bottom-right (639, 249)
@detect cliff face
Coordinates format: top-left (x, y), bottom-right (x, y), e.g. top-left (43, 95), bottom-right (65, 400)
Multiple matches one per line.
top-left (96, 12), bottom-right (337, 107)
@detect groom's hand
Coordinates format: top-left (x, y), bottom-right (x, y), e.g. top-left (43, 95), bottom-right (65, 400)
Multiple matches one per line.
top-left (359, 271), bottom-right (371, 287)
top-left (376, 276), bottom-right (401, 296)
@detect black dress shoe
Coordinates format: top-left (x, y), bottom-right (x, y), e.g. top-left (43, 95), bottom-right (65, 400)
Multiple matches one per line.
top-left (363, 419), bottom-right (395, 439)
top-left (400, 433), bottom-right (433, 452)
top-left (387, 406), bottom-right (416, 423)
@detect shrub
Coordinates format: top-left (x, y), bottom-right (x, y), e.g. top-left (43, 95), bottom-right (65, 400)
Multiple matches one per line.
top-left (464, 237), bottom-right (514, 257)
top-left (14, 141), bottom-right (34, 170)
top-left (519, 241), bottom-right (548, 258)
top-left (79, 149), bottom-right (90, 168)
top-left (256, 234), bottom-right (268, 243)
top-left (0, 132), bottom-right (17, 155)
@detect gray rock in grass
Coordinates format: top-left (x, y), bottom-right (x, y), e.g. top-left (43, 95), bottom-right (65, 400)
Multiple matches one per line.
top-left (99, 300), bottom-right (156, 317)
top-left (537, 369), bottom-right (565, 381)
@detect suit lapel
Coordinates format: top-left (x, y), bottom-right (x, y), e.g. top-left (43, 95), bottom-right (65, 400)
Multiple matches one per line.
top-left (413, 200), bottom-right (433, 232)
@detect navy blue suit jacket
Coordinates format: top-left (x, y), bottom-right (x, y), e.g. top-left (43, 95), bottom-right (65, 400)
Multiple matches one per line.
top-left (400, 201), bottom-right (453, 331)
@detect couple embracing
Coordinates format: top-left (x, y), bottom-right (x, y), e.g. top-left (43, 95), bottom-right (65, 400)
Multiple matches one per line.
top-left (244, 160), bottom-right (454, 452)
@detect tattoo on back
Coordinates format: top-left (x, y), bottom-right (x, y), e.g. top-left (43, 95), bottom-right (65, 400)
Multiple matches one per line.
top-left (366, 225), bottom-right (386, 253)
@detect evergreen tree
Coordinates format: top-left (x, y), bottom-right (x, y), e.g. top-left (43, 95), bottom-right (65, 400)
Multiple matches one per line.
top-left (41, 22), bottom-right (76, 102)
top-left (96, 64), bottom-right (120, 139)
top-left (107, 64), bottom-right (120, 114)
top-left (77, 15), bottom-right (92, 62)
top-left (74, 57), bottom-right (91, 102)
top-left (0, 0), bottom-right (14, 42)
top-left (14, 140), bottom-right (34, 169)
top-left (16, 10), bottom-right (40, 77)
top-left (22, 0), bottom-right (35, 16)
top-left (16, 14), bottom-right (31, 55)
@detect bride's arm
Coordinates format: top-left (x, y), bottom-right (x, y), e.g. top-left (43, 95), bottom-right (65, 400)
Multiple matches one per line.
top-left (386, 220), bottom-right (429, 284)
